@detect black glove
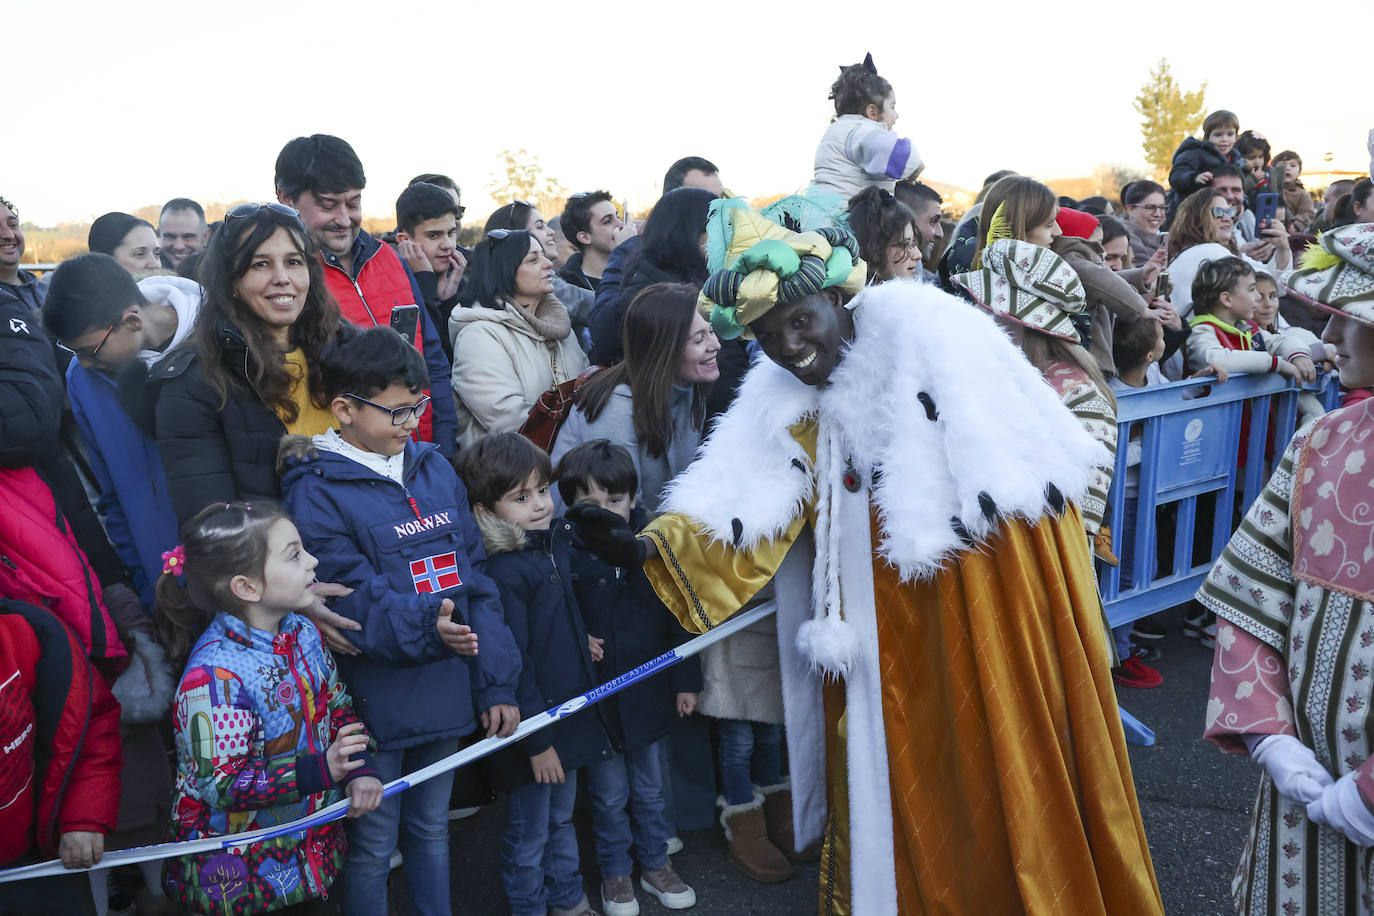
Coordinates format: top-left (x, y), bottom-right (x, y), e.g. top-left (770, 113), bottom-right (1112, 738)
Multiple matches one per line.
top-left (566, 504), bottom-right (648, 568)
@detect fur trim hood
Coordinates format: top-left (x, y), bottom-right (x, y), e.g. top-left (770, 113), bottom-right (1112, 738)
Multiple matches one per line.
top-left (660, 279), bottom-right (1110, 582)
top-left (475, 509), bottom-right (528, 555)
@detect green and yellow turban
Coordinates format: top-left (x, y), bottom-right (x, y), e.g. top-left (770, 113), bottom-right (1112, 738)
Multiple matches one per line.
top-left (698, 198), bottom-right (866, 340)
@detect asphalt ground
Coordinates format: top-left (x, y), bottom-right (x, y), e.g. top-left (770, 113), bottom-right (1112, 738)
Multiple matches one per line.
top-left (415, 602), bottom-right (1249, 915)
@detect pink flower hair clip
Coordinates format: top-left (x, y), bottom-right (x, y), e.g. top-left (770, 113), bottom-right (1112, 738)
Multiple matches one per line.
top-left (161, 545), bottom-right (186, 576)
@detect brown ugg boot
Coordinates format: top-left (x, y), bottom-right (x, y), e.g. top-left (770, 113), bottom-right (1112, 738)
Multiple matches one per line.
top-left (1093, 528), bottom-right (1119, 567)
top-left (720, 793), bottom-right (794, 883)
top-left (760, 782), bottom-right (821, 861)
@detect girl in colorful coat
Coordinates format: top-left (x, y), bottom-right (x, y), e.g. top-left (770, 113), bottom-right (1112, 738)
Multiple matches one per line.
top-left (1200, 223), bottom-right (1374, 915)
top-left (159, 502), bottom-right (383, 915)
top-left (807, 54), bottom-right (922, 202)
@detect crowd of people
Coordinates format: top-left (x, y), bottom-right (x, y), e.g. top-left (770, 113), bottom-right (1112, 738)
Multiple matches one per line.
top-left (3, 52), bottom-right (1374, 916)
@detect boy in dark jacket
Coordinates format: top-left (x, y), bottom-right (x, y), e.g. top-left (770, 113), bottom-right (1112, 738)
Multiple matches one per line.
top-left (1168, 109), bottom-right (1243, 219)
top-left (455, 432), bottom-right (613, 916)
top-left (559, 440), bottom-right (701, 915)
top-left (0, 599), bottom-right (122, 915)
top-left (279, 326), bottom-right (522, 916)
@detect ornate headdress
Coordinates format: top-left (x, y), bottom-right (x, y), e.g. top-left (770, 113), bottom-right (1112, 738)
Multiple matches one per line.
top-left (1288, 223), bottom-right (1374, 326)
top-left (697, 197), bottom-right (866, 340)
top-left (950, 220), bottom-right (1088, 343)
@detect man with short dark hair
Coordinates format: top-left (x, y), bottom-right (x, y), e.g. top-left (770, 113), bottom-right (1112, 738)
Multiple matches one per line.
top-left (662, 157), bottom-right (725, 196)
top-left (395, 182), bottom-right (463, 363)
top-left (157, 198), bottom-right (208, 270)
top-left (893, 181), bottom-right (944, 283)
top-left (274, 134), bottom-right (458, 456)
top-left (557, 190), bottom-right (633, 293)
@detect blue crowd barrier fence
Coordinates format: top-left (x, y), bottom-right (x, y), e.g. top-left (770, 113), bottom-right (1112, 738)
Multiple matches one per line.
top-left (1101, 372), bottom-right (1340, 745)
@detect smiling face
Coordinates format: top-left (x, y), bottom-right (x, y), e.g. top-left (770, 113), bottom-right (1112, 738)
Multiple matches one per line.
top-left (112, 225), bottom-right (162, 277)
top-left (677, 309), bottom-right (720, 385)
top-left (749, 290), bottom-right (855, 388)
top-left (232, 227), bottom-right (310, 346)
top-left (1127, 191), bottom-right (1166, 233)
top-left (159, 208), bottom-right (207, 268)
top-left (909, 200), bottom-right (944, 260)
top-left (288, 188), bottom-right (361, 260)
top-left (884, 223), bottom-right (921, 280)
top-left (1323, 313), bottom-right (1374, 389)
top-left (1206, 194), bottom-right (1233, 241)
top-left (490, 469), bottom-right (553, 531)
top-left (335, 381), bottom-right (425, 457)
top-left (1208, 126), bottom-right (1237, 158)
top-left (1211, 175), bottom-right (1245, 222)
top-left (513, 237), bottom-right (554, 302)
top-left (524, 208), bottom-right (559, 261)
top-left (0, 202), bottom-right (25, 275)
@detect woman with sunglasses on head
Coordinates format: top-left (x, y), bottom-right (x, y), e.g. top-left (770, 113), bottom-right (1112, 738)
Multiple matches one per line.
top-left (1166, 189), bottom-right (1292, 321)
top-left (1120, 181), bottom-right (1169, 268)
top-left (485, 200), bottom-right (595, 348)
top-left (148, 203), bottom-right (343, 524)
top-left (449, 229), bottom-right (589, 449)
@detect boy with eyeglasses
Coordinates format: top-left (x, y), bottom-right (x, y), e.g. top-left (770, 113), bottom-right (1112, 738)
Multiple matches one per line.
top-left (280, 324), bottom-right (523, 916)
top-left (40, 252), bottom-right (203, 607)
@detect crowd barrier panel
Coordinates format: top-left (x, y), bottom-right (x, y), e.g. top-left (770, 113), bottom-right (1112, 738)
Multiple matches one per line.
top-left (1101, 372), bottom-right (1340, 746)
top-left (0, 603), bottom-right (776, 884)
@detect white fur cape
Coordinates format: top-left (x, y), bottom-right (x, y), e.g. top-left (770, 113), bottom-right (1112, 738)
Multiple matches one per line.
top-left (660, 279), bottom-right (1109, 916)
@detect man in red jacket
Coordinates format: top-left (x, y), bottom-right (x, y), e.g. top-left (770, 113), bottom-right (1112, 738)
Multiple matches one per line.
top-left (273, 134), bottom-right (459, 456)
top-left (0, 599), bottom-right (122, 914)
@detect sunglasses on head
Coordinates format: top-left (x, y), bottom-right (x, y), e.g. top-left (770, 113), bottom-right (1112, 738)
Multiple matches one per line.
top-left (223, 202), bottom-right (302, 231)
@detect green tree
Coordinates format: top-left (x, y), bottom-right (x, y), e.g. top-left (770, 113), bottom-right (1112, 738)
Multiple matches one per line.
top-left (486, 149), bottom-right (568, 219)
top-left (1132, 59), bottom-right (1207, 181)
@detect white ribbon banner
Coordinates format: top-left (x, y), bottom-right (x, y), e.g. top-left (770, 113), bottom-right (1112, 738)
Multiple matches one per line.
top-left (0, 603), bottom-right (773, 884)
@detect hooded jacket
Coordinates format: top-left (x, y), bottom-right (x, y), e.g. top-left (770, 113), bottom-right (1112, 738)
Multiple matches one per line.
top-left (569, 507), bottom-right (701, 752)
top-left (476, 512), bottom-right (613, 790)
top-left (448, 294), bottom-right (590, 450)
top-left (279, 436), bottom-right (521, 750)
top-left (147, 318), bottom-right (291, 524)
top-left (1051, 236), bottom-right (1150, 377)
top-left (0, 599), bottom-right (122, 867)
top-left (1167, 137), bottom-right (1242, 217)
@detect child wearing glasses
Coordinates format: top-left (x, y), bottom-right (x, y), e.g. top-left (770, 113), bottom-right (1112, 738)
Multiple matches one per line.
top-left (279, 324), bottom-right (524, 916)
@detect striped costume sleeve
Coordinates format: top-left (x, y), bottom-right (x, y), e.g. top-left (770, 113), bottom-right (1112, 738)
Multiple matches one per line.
top-left (1059, 378), bottom-right (1117, 536)
top-left (1195, 431), bottom-right (1304, 651)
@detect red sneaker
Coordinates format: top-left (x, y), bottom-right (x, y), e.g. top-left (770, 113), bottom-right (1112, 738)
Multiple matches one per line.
top-left (1112, 655), bottom-right (1163, 689)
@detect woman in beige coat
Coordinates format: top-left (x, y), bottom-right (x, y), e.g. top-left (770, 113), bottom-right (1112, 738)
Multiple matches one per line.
top-left (449, 229), bottom-right (589, 448)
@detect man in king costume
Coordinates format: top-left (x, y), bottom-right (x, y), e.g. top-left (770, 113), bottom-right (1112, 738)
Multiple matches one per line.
top-left (1201, 223), bottom-right (1374, 915)
top-left (570, 199), bottom-right (1163, 915)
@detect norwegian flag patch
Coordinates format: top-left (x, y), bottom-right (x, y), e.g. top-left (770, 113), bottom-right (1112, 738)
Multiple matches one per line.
top-left (410, 552), bottom-right (462, 593)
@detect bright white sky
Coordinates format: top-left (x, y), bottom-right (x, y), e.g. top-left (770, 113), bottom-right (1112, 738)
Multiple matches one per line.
top-left (8, 0), bottom-right (1370, 227)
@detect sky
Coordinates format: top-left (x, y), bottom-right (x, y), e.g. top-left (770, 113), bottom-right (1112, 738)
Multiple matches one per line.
top-left (7, 0), bottom-right (1370, 228)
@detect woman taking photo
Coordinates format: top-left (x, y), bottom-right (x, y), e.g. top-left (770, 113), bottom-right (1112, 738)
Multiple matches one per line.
top-left (1167, 189), bottom-right (1291, 319)
top-left (847, 187), bottom-right (921, 284)
top-left (151, 203), bottom-right (341, 524)
top-left (449, 229), bottom-right (588, 449)
top-left (552, 282), bottom-right (719, 515)
top-left (1120, 181), bottom-right (1168, 267)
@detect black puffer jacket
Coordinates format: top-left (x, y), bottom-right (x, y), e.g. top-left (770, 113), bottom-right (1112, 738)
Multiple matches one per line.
top-left (1166, 137), bottom-right (1242, 221)
top-left (147, 318), bottom-right (288, 525)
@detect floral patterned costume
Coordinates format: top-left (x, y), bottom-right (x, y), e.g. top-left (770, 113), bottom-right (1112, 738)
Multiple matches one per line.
top-left (165, 611), bottom-right (372, 914)
top-left (1201, 400), bottom-right (1374, 915)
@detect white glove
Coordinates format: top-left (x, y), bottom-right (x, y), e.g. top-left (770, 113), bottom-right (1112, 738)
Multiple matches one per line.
top-left (1252, 734), bottom-right (1334, 805)
top-left (1307, 771), bottom-right (1374, 846)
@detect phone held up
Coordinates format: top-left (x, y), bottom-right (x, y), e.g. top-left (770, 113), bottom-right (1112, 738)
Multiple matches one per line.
top-left (1254, 192), bottom-right (1279, 233)
top-left (389, 304), bottom-right (421, 347)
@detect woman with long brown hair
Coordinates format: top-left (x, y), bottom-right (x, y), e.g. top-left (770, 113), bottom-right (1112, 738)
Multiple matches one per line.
top-left (1167, 189), bottom-right (1292, 318)
top-left (149, 203), bottom-right (342, 523)
top-left (551, 282), bottom-right (719, 515)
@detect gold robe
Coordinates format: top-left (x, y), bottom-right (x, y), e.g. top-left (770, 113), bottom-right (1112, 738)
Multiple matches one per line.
top-left (643, 420), bottom-right (1163, 916)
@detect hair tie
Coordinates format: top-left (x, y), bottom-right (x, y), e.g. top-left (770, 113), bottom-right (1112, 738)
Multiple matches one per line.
top-left (161, 545), bottom-right (186, 576)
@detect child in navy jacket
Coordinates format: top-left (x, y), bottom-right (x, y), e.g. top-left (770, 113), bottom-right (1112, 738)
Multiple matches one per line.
top-left (559, 440), bottom-right (701, 914)
top-left (279, 326), bottom-right (522, 916)
top-left (455, 432), bottom-right (613, 916)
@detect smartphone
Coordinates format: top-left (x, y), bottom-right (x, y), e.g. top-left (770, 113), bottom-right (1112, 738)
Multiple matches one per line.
top-left (389, 304), bottom-right (420, 347)
top-left (1255, 192), bottom-right (1278, 232)
top-left (1157, 271), bottom-right (1171, 300)
top-left (1158, 230), bottom-right (1169, 253)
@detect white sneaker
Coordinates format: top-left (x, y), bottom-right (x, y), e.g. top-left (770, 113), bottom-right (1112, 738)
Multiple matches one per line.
top-left (389, 849), bottom-right (403, 870)
top-left (448, 805), bottom-right (480, 820)
top-left (640, 864), bottom-right (696, 910)
top-left (665, 835), bottom-right (683, 855)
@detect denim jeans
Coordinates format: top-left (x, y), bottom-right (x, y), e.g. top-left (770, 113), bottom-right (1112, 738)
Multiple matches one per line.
top-left (717, 719), bottom-right (783, 806)
top-left (585, 739), bottom-right (672, 877)
top-left (500, 772), bottom-right (584, 915)
top-left (338, 737), bottom-right (460, 916)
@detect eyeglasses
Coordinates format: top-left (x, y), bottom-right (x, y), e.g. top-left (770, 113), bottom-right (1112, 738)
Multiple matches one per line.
top-left (1129, 204), bottom-right (1166, 214)
top-left (223, 202), bottom-right (302, 231)
top-left (888, 238), bottom-right (921, 256)
top-left (61, 322), bottom-right (119, 363)
top-left (345, 393), bottom-right (431, 426)
top-left (1211, 206), bottom-right (1238, 219)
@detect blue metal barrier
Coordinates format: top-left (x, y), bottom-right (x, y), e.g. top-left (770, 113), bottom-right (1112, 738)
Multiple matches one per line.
top-left (1102, 372), bottom-right (1340, 745)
